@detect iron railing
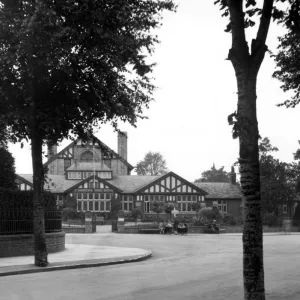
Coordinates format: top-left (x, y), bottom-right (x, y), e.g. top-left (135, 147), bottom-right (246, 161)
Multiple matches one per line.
top-left (0, 210), bottom-right (62, 235)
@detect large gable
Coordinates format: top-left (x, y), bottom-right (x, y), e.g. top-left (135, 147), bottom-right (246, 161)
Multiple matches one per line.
top-left (64, 175), bottom-right (122, 194)
top-left (44, 135), bottom-right (134, 170)
top-left (134, 172), bottom-right (208, 195)
top-left (110, 175), bottom-right (161, 193)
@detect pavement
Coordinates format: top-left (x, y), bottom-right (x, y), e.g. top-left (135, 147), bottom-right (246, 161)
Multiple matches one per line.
top-left (0, 244), bottom-right (152, 277)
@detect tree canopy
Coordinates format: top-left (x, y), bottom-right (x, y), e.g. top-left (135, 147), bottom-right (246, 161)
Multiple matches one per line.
top-left (136, 151), bottom-right (168, 176)
top-left (0, 0), bottom-right (176, 266)
top-left (194, 164), bottom-right (229, 183)
top-left (273, 1), bottom-right (300, 108)
top-left (0, 0), bottom-right (177, 144)
top-left (259, 137), bottom-right (295, 215)
top-left (0, 146), bottom-right (17, 190)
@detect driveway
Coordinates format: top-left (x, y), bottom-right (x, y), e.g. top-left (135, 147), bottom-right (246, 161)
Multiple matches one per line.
top-left (0, 233), bottom-right (299, 300)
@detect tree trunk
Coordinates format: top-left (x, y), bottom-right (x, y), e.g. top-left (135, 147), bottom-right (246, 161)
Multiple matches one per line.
top-left (31, 128), bottom-right (48, 267)
top-left (235, 71), bottom-right (265, 299)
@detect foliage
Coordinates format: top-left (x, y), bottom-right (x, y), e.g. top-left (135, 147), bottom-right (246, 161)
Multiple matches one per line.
top-left (136, 151), bottom-right (168, 175)
top-left (259, 137), bottom-right (296, 215)
top-left (0, 147), bottom-right (17, 190)
top-left (0, 0), bottom-right (176, 265)
top-left (152, 201), bottom-right (164, 221)
top-left (194, 164), bottom-right (229, 183)
top-left (0, 188), bottom-right (56, 210)
top-left (62, 207), bottom-right (84, 221)
top-left (273, 2), bottom-right (300, 108)
top-left (131, 207), bottom-right (142, 224)
top-left (199, 206), bottom-right (223, 223)
top-left (0, 1), bottom-right (177, 144)
top-left (292, 203), bottom-right (300, 226)
top-left (262, 213), bottom-right (279, 227)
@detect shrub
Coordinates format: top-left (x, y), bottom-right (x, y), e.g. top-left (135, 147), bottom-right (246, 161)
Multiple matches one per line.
top-left (0, 188), bottom-right (57, 210)
top-left (263, 212), bottom-right (279, 227)
top-left (199, 205), bottom-right (223, 222)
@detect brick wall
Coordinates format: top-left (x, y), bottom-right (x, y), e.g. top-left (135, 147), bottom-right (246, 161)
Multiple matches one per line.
top-left (0, 232), bottom-right (65, 257)
top-left (62, 227), bottom-right (85, 234)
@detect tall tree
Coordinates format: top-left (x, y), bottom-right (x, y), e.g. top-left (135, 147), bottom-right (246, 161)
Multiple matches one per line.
top-left (259, 137), bottom-right (295, 215)
top-left (0, 0), bottom-right (176, 266)
top-left (0, 146), bottom-right (17, 190)
top-left (194, 164), bottom-right (229, 183)
top-left (215, 1), bottom-right (294, 299)
top-left (136, 151), bottom-right (168, 175)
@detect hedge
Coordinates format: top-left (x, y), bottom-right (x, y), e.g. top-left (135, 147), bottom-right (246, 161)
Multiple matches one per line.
top-left (0, 187), bottom-right (57, 210)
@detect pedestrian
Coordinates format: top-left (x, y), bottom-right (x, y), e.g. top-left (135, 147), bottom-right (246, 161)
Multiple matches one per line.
top-left (173, 218), bottom-right (179, 235)
top-left (159, 221), bottom-right (164, 234)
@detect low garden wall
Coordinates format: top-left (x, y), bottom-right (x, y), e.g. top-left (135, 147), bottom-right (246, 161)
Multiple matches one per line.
top-left (0, 232), bottom-right (65, 257)
top-left (62, 226), bottom-right (85, 234)
top-left (121, 223), bottom-right (300, 234)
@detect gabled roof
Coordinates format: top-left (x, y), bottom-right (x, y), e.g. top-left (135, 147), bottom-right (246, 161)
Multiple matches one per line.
top-left (110, 175), bottom-right (162, 193)
top-left (64, 175), bottom-right (122, 194)
top-left (67, 162), bottom-right (112, 171)
top-left (16, 174), bottom-right (33, 187)
top-left (44, 135), bottom-right (134, 170)
top-left (193, 182), bottom-right (242, 199)
top-left (17, 174), bottom-right (82, 193)
top-left (133, 171), bottom-right (208, 195)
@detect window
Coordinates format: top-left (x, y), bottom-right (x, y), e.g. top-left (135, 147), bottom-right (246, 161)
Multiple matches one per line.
top-left (64, 159), bottom-right (71, 171)
top-left (77, 192), bottom-right (111, 212)
top-left (283, 204), bottom-right (288, 214)
top-left (20, 183), bottom-right (26, 191)
top-left (177, 196), bottom-right (194, 212)
top-left (97, 172), bottom-right (112, 179)
top-left (144, 196), bottom-right (150, 213)
top-left (81, 151), bottom-right (93, 161)
top-left (217, 200), bottom-right (227, 213)
top-left (68, 172), bottom-right (81, 179)
top-left (123, 195), bottom-right (133, 212)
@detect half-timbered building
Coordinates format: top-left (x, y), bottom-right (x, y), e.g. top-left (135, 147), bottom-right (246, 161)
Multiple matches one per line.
top-left (16, 132), bottom-right (246, 218)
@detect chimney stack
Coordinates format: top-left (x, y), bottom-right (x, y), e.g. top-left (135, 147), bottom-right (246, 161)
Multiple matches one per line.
top-left (230, 165), bottom-right (236, 185)
top-left (47, 143), bottom-right (57, 161)
top-left (118, 131), bottom-right (127, 161)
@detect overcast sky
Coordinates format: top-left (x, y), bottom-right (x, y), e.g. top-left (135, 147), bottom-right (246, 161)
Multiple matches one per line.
top-left (9, 0), bottom-right (300, 182)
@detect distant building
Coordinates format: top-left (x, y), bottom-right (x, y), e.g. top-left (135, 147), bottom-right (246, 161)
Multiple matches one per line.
top-left (16, 132), bottom-right (249, 218)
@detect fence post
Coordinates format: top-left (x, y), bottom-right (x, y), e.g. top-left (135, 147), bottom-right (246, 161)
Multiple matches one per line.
top-left (85, 212), bottom-right (93, 233)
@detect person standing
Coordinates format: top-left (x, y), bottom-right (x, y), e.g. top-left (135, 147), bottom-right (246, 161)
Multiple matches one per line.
top-left (173, 218), bottom-right (179, 235)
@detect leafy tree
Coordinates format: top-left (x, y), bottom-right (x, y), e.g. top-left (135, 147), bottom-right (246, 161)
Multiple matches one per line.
top-left (0, 146), bottom-right (17, 190)
top-left (194, 164), bottom-right (229, 183)
top-left (164, 204), bottom-right (175, 220)
top-left (136, 152), bottom-right (168, 175)
top-left (0, 0), bottom-right (176, 266)
top-left (273, 2), bottom-right (300, 108)
top-left (131, 207), bottom-right (142, 225)
top-left (292, 203), bottom-right (300, 226)
top-left (152, 201), bottom-right (164, 223)
top-left (259, 137), bottom-right (295, 215)
top-left (191, 202), bottom-right (201, 220)
top-left (199, 206), bottom-right (223, 223)
top-left (214, 1), bottom-right (296, 298)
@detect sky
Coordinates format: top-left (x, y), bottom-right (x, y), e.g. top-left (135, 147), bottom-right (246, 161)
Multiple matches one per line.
top-left (8, 0), bottom-right (300, 182)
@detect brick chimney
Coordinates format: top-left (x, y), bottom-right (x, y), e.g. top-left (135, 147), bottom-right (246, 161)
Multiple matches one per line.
top-left (230, 165), bottom-right (236, 185)
top-left (47, 143), bottom-right (57, 161)
top-left (118, 131), bottom-right (127, 160)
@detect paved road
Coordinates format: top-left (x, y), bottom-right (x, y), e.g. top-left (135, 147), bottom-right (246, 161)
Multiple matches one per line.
top-left (1, 233), bottom-right (300, 300)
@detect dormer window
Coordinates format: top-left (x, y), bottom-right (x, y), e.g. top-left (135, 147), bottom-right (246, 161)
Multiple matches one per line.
top-left (81, 151), bottom-right (93, 161)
